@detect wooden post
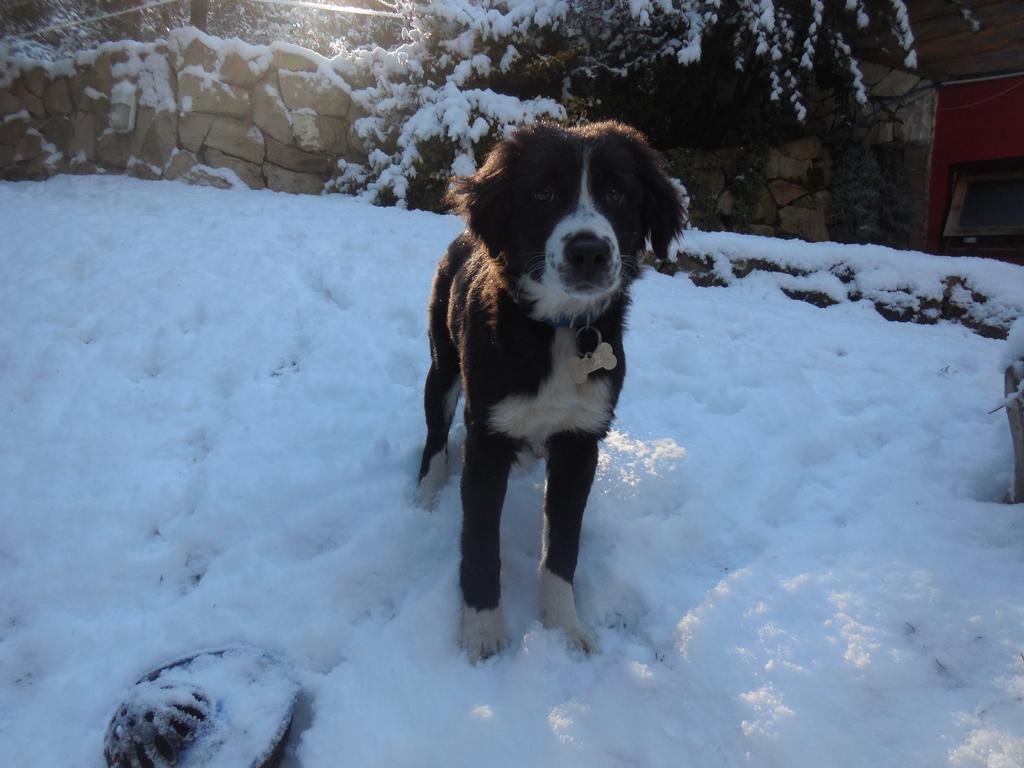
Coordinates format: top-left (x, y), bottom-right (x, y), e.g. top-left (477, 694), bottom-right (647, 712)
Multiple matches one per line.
top-left (1007, 364), bottom-right (1024, 504)
top-left (190, 0), bottom-right (208, 32)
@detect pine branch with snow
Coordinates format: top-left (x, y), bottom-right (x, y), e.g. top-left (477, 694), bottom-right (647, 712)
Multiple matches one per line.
top-left (334, 0), bottom-right (923, 207)
top-left (575, 0), bottom-right (917, 124)
top-left (333, 1), bottom-right (570, 206)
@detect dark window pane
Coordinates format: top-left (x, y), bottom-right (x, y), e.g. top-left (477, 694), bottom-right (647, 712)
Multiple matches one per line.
top-left (960, 178), bottom-right (1024, 228)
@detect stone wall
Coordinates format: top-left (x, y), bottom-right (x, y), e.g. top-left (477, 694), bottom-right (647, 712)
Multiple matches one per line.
top-left (666, 62), bottom-right (938, 250)
top-left (667, 137), bottom-right (832, 242)
top-left (0, 32), bottom-right (940, 239)
top-left (857, 61), bottom-right (936, 251)
top-left (0, 29), bottom-right (366, 194)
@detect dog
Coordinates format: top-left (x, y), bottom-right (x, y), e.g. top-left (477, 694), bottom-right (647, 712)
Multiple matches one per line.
top-left (417, 121), bottom-right (685, 661)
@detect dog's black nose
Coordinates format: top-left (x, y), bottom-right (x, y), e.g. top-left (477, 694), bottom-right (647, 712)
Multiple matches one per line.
top-left (565, 234), bottom-right (611, 269)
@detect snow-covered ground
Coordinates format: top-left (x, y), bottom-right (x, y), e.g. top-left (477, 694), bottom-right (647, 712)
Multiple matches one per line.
top-left (1, 176), bottom-right (1022, 768)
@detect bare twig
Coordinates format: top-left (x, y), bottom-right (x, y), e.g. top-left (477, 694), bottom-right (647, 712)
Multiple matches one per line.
top-left (2, 0), bottom-right (183, 41)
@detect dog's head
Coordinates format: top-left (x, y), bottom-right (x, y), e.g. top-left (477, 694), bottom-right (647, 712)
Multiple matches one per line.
top-left (446, 121), bottom-right (686, 322)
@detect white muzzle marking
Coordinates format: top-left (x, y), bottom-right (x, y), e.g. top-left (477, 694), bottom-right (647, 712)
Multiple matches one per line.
top-left (523, 154), bottom-right (621, 322)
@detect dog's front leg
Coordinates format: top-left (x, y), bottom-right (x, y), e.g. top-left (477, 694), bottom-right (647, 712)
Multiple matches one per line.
top-left (459, 427), bottom-right (516, 662)
top-left (540, 431), bottom-right (600, 654)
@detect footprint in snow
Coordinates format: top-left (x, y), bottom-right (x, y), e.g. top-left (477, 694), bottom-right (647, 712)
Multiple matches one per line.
top-left (177, 302), bottom-right (207, 335)
top-left (306, 269), bottom-right (353, 311)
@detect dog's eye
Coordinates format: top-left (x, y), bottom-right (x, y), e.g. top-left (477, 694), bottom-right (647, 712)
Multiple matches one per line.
top-left (532, 186), bottom-right (554, 203)
top-left (605, 186), bottom-right (625, 205)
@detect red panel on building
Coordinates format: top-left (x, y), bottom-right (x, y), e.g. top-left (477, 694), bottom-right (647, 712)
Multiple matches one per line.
top-left (927, 74), bottom-right (1024, 258)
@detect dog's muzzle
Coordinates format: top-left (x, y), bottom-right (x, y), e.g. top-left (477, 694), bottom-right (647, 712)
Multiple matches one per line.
top-left (560, 232), bottom-right (616, 293)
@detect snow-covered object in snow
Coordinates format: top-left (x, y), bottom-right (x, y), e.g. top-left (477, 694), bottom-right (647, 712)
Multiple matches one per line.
top-left (1004, 318), bottom-right (1024, 503)
top-left (1002, 317), bottom-right (1024, 374)
top-left (105, 680), bottom-right (212, 768)
top-left (103, 647), bottom-right (299, 768)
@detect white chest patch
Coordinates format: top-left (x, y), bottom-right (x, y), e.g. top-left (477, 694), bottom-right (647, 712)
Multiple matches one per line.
top-left (488, 329), bottom-right (613, 447)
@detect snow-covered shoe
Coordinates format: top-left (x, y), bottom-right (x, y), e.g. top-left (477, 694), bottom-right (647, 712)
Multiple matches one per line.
top-left (103, 646), bottom-right (299, 768)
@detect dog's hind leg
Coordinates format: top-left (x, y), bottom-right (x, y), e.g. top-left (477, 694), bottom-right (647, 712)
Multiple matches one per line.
top-left (417, 329), bottom-right (460, 506)
top-left (417, 365), bottom-right (459, 504)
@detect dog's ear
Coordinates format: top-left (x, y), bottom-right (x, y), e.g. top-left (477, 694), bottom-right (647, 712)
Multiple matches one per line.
top-left (444, 140), bottom-right (517, 256)
top-left (631, 139), bottom-right (686, 262)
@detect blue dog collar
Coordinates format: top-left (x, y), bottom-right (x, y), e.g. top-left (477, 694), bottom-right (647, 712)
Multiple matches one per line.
top-left (540, 313), bottom-right (593, 329)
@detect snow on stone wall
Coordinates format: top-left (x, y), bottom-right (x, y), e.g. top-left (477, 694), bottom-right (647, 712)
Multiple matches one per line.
top-left (653, 229), bottom-right (1024, 340)
top-left (0, 29), bottom-right (365, 194)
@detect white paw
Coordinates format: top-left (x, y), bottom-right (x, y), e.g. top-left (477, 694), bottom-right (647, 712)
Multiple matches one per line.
top-left (417, 450), bottom-right (448, 508)
top-left (557, 618), bottom-right (599, 655)
top-left (460, 603), bottom-right (509, 663)
top-left (539, 569), bottom-right (600, 655)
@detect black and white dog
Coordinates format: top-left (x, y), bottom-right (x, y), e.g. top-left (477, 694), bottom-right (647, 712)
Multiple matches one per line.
top-left (417, 121), bottom-right (685, 661)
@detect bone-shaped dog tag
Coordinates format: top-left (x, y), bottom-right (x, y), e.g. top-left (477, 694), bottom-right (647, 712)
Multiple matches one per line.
top-left (568, 341), bottom-right (618, 384)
